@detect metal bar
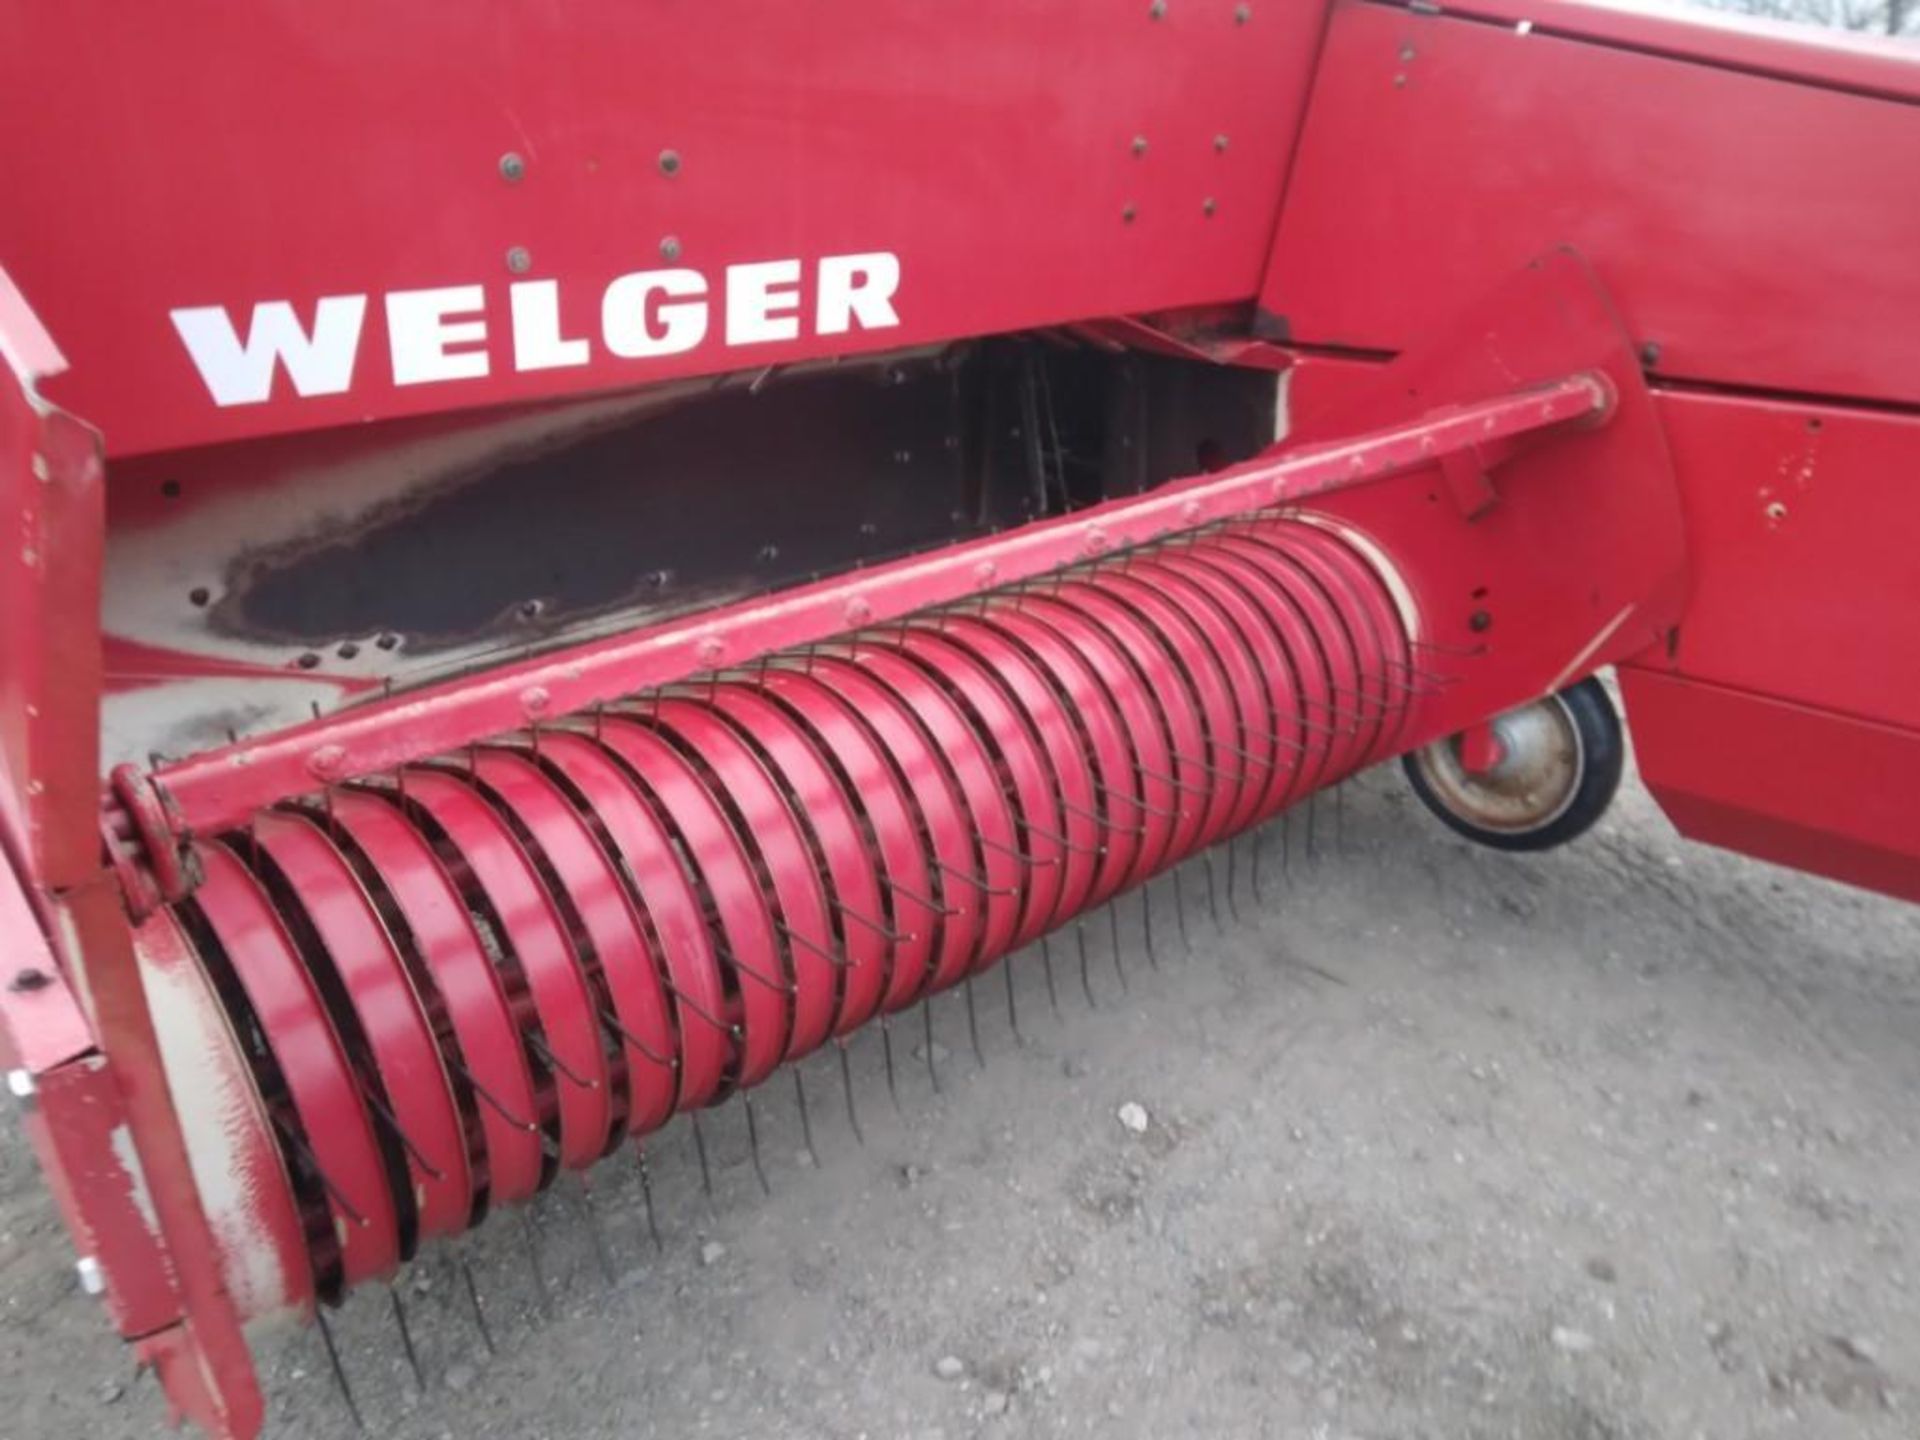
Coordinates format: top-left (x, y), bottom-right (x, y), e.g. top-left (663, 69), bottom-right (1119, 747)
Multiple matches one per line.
top-left (143, 374), bottom-right (1610, 836)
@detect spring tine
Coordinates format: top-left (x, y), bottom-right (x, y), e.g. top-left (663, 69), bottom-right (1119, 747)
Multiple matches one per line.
top-left (389, 1284), bottom-right (424, 1393)
top-left (1306, 792), bottom-right (1319, 859)
top-left (1168, 749), bottom-right (1241, 785)
top-left (1226, 836), bottom-right (1241, 921)
top-left (978, 833), bottom-right (1060, 868)
top-left (457, 1245), bottom-right (495, 1354)
top-left (1107, 901), bottom-right (1128, 993)
top-left (1003, 952), bottom-right (1023, 1045)
top-left (921, 998), bottom-right (942, 1093)
top-left (1201, 851), bottom-right (1223, 928)
top-left (1015, 816), bottom-right (1104, 856)
top-left (1135, 763), bottom-right (1209, 798)
top-left (741, 1092), bottom-right (772, 1197)
top-left (576, 1176), bottom-right (617, 1285)
top-left (884, 874), bottom-right (962, 917)
top-left (833, 898), bottom-right (913, 943)
top-left (836, 1041), bottom-right (865, 1145)
top-left (1061, 794), bottom-right (1148, 836)
top-left (1282, 810), bottom-right (1294, 880)
top-left (1335, 781), bottom-right (1348, 853)
top-left (662, 980), bottom-right (738, 1040)
top-left (792, 1066), bottom-right (820, 1168)
top-left (527, 1033), bottom-right (601, 1090)
top-left (314, 1306), bottom-right (365, 1433)
top-left (1040, 932), bottom-right (1062, 1016)
top-left (633, 1143), bottom-right (663, 1251)
top-left (1252, 827), bottom-right (1265, 904)
top-left (521, 1206), bottom-right (551, 1312)
top-left (1076, 920), bottom-right (1096, 1008)
top-left (878, 1011), bottom-right (902, 1111)
top-left (1409, 636), bottom-right (1488, 657)
top-left (1252, 725), bottom-right (1312, 754)
top-left (272, 1113), bottom-right (368, 1227)
top-left (1171, 864), bottom-right (1193, 955)
top-left (1141, 884), bottom-right (1160, 970)
top-left (773, 919), bottom-right (849, 968)
top-left (711, 938), bottom-right (798, 996)
top-left (689, 1110), bottom-right (715, 1199)
top-left (1295, 711), bottom-right (1358, 739)
top-left (600, 1007), bottom-right (678, 1070)
top-left (934, 858), bottom-right (1019, 896)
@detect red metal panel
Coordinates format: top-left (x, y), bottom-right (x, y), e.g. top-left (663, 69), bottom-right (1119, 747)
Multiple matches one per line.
top-left (1258, 0), bottom-right (1920, 405)
top-left (0, 2), bottom-right (1326, 457)
top-left (1621, 669), bottom-right (1920, 905)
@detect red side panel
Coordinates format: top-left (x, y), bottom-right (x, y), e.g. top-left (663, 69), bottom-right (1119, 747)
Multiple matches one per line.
top-left (0, 2), bottom-right (1328, 458)
top-left (1259, 0), bottom-right (1920, 405)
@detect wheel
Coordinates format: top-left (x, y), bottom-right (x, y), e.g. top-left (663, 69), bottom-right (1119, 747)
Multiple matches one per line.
top-left (1401, 677), bottom-right (1624, 852)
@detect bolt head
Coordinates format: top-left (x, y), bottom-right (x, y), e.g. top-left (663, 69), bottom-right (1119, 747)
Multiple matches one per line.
top-left (1122, 203), bottom-right (1137, 224)
top-left (505, 245), bottom-right (532, 274)
top-left (658, 148), bottom-right (682, 176)
top-left (499, 151), bottom-right (526, 183)
top-left (659, 235), bottom-right (682, 262)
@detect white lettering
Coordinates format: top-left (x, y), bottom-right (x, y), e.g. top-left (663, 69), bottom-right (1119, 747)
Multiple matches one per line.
top-left (816, 252), bottom-right (901, 336)
top-left (509, 280), bottom-right (590, 372)
top-left (170, 297), bottom-right (367, 406)
top-left (386, 286), bottom-right (490, 386)
top-left (726, 260), bottom-right (802, 345)
top-left (602, 270), bottom-right (709, 358)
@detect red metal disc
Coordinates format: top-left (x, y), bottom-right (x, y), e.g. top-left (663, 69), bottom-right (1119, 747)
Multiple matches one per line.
top-left (939, 609), bottom-right (1130, 913)
top-left (535, 729), bottom-right (732, 1117)
top-left (592, 717), bottom-right (789, 1090)
top-left (891, 625), bottom-right (1080, 951)
top-left (802, 652), bottom-right (1007, 988)
top-left (192, 840), bottom-right (400, 1290)
top-left (829, 645), bottom-right (1025, 980)
top-left (704, 684), bottom-right (894, 1037)
top-left (326, 788), bottom-right (546, 1207)
top-left (399, 767), bottom-right (609, 1171)
top-left (997, 593), bottom-right (1186, 887)
top-left (752, 666), bottom-right (946, 1013)
top-left (649, 698), bottom-right (839, 1064)
top-left (468, 747), bottom-right (677, 1150)
top-left (249, 811), bottom-right (473, 1243)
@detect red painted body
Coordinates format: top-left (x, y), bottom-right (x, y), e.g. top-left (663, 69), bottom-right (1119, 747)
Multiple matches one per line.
top-left (1, 4), bottom-right (1917, 1435)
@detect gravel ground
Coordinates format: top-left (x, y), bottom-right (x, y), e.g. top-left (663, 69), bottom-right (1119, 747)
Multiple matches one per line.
top-left (4, 761), bottom-right (1918, 1440)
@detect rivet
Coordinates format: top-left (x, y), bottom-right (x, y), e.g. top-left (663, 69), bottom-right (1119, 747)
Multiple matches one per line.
top-left (506, 245), bottom-right (532, 273)
top-left (1214, 134), bottom-right (1230, 153)
top-left (1122, 203), bottom-right (1137, 224)
top-left (1202, 197), bottom-right (1217, 217)
top-left (499, 152), bottom-right (526, 183)
top-left (660, 235), bottom-right (682, 262)
top-left (1131, 135), bottom-right (1149, 156)
top-left (659, 149), bottom-right (682, 176)
top-left (1469, 609), bottom-right (1493, 633)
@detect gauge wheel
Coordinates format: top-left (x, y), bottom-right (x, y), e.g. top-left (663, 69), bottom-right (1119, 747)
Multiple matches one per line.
top-left (1401, 678), bottom-right (1624, 852)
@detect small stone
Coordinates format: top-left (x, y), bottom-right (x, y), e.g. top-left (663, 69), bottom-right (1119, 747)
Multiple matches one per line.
top-left (983, 1389), bottom-right (1010, 1416)
top-left (1551, 1326), bottom-right (1596, 1354)
top-left (934, 1355), bottom-right (966, 1382)
top-left (1585, 1257), bottom-right (1618, 1284)
top-left (796, 1148), bottom-right (816, 1168)
top-left (444, 1362), bottom-right (476, 1392)
top-left (699, 1240), bottom-right (726, 1267)
top-left (1117, 1102), bottom-right (1150, 1135)
top-left (1063, 1056), bottom-right (1090, 1080)
top-left (97, 1379), bottom-right (126, 1405)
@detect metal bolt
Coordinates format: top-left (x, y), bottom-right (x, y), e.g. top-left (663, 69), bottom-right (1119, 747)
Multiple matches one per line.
top-left (658, 149), bottom-right (682, 176)
top-left (499, 152), bottom-right (526, 183)
top-left (1469, 609), bottom-right (1493, 633)
top-left (6, 1069), bottom-right (35, 1104)
top-left (1213, 134), bottom-right (1230, 153)
top-left (1640, 341), bottom-right (1662, 368)
top-left (506, 246), bottom-right (532, 274)
top-left (660, 235), bottom-right (682, 262)
top-left (76, 1257), bottom-right (106, 1297)
top-left (1131, 135), bottom-right (1149, 156)
top-left (1202, 197), bottom-right (1217, 217)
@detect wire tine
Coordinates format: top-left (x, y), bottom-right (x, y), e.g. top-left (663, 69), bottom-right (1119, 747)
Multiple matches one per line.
top-left (1409, 636), bottom-right (1488, 657)
top-left (1141, 883), bottom-right (1160, 970)
top-left (1136, 763), bottom-right (1209, 798)
top-left (457, 1245), bottom-right (495, 1354)
top-left (1088, 777), bottom-right (1182, 821)
top-left (836, 1041), bottom-right (865, 1145)
top-left (833, 898), bottom-right (912, 943)
top-left (1306, 791), bottom-right (1319, 859)
top-left (1335, 781), bottom-right (1348, 853)
top-left (526, 1033), bottom-right (600, 1090)
top-left (884, 874), bottom-right (962, 917)
top-left (1076, 920), bottom-right (1096, 1008)
top-left (663, 979), bottom-right (738, 1039)
top-left (1016, 817), bottom-right (1103, 856)
top-left (1107, 901), bottom-right (1128, 993)
top-left (712, 938), bottom-right (798, 996)
top-left (1061, 795), bottom-right (1147, 836)
top-left (389, 1284), bottom-right (424, 1393)
top-left (314, 1306), bottom-right (365, 1433)
top-left (601, 1007), bottom-right (678, 1070)
top-left (921, 997), bottom-right (942, 1093)
top-left (1171, 864), bottom-right (1193, 955)
top-left (1226, 836), bottom-right (1242, 923)
top-left (1201, 850), bottom-right (1223, 928)
top-left (576, 1175), bottom-right (617, 1285)
top-left (520, 1205), bottom-right (551, 1313)
top-left (272, 1114), bottom-right (369, 1227)
top-left (1252, 826), bottom-right (1265, 903)
top-left (772, 918), bottom-right (849, 968)
top-left (878, 1010), bottom-right (902, 1111)
top-left (689, 1109), bottom-right (715, 1199)
top-left (1040, 932), bottom-right (1062, 1016)
top-left (741, 1093), bottom-right (772, 1197)
top-left (1003, 953), bottom-right (1023, 1045)
top-left (633, 1142), bottom-right (664, 1251)
top-left (934, 858), bottom-right (1019, 896)
top-left (977, 832), bottom-right (1059, 868)
top-left (963, 976), bottom-right (986, 1067)
top-left (791, 1066), bottom-right (821, 1168)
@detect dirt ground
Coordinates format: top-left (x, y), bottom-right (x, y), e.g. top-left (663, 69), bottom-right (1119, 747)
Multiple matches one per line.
top-left (4, 760), bottom-right (1918, 1440)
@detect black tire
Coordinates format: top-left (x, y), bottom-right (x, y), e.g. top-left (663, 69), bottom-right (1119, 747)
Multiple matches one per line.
top-left (1401, 677), bottom-right (1624, 852)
